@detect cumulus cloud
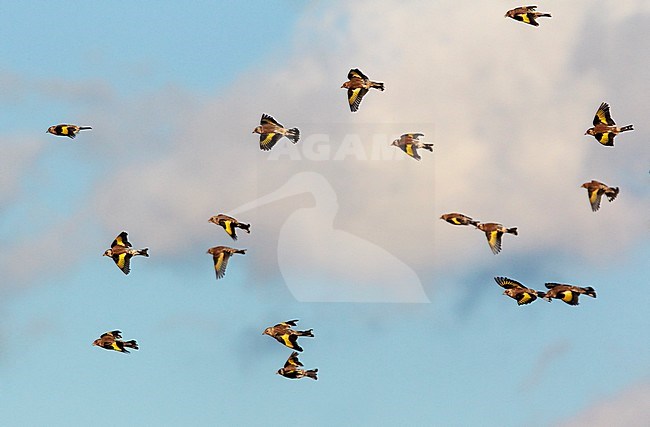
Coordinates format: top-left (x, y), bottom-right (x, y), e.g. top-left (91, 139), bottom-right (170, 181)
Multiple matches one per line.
top-left (3, 1), bottom-right (649, 300)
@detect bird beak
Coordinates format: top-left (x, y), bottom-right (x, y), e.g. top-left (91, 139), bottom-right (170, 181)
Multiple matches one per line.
top-left (584, 131), bottom-right (589, 135)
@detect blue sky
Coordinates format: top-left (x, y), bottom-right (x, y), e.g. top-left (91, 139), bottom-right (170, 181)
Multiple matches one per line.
top-left (1, 2), bottom-right (649, 426)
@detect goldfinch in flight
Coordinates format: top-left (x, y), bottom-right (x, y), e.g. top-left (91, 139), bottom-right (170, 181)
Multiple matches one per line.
top-left (541, 283), bottom-right (597, 306)
top-left (476, 223), bottom-right (518, 255)
top-left (391, 133), bottom-right (433, 161)
top-left (341, 68), bottom-right (384, 112)
top-left (494, 277), bottom-right (545, 306)
top-left (208, 214), bottom-right (251, 241)
top-left (46, 124), bottom-right (92, 139)
top-left (252, 114), bottom-right (300, 151)
top-left (263, 319), bottom-right (314, 352)
top-left (277, 351), bottom-right (318, 380)
top-left (581, 180), bottom-right (619, 212)
top-left (92, 330), bottom-right (139, 353)
top-left (440, 213), bottom-right (479, 227)
top-left (505, 6), bottom-right (551, 26)
top-left (103, 231), bottom-right (149, 275)
top-left (584, 102), bottom-right (633, 146)
top-left (206, 246), bottom-right (246, 280)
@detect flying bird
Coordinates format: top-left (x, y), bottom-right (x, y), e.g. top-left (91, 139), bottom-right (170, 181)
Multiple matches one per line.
top-left (46, 124), bottom-right (92, 139)
top-left (252, 114), bottom-right (300, 151)
top-left (206, 246), bottom-right (246, 280)
top-left (585, 102), bottom-right (634, 146)
top-left (263, 319), bottom-right (314, 352)
top-left (92, 330), bottom-right (139, 353)
top-left (277, 351), bottom-right (318, 380)
top-left (494, 277), bottom-right (545, 306)
top-left (440, 213), bottom-right (479, 227)
top-left (581, 180), bottom-right (619, 212)
top-left (103, 231), bottom-right (149, 275)
top-left (341, 68), bottom-right (384, 112)
top-left (476, 223), bottom-right (518, 255)
top-left (391, 133), bottom-right (433, 161)
top-left (542, 283), bottom-right (597, 306)
top-left (208, 214), bottom-right (250, 241)
top-left (504, 6), bottom-right (551, 26)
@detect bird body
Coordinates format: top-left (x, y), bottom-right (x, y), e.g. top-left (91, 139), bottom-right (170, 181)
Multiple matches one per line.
top-left (542, 283), bottom-right (597, 305)
top-left (263, 320), bottom-right (314, 352)
top-left (103, 232), bottom-right (149, 275)
top-left (277, 351), bottom-right (318, 380)
top-left (92, 330), bottom-right (139, 353)
top-left (581, 180), bottom-right (619, 212)
top-left (505, 6), bottom-right (551, 26)
top-left (341, 68), bottom-right (384, 112)
top-left (585, 102), bottom-right (633, 146)
top-left (46, 124), bottom-right (92, 139)
top-left (252, 114), bottom-right (300, 151)
top-left (391, 133), bottom-right (433, 161)
top-left (476, 223), bottom-right (518, 254)
top-left (206, 246), bottom-right (246, 280)
top-left (208, 214), bottom-right (250, 240)
top-left (440, 213), bottom-right (479, 227)
top-left (494, 277), bottom-right (545, 305)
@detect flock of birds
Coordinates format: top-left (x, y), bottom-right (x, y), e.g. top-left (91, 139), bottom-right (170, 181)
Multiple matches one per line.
top-left (43, 5), bottom-right (637, 379)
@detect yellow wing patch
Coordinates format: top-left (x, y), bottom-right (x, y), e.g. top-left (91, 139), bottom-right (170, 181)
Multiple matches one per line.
top-left (260, 133), bottom-right (276, 147)
top-left (561, 291), bottom-right (574, 302)
top-left (348, 88), bottom-right (361, 105)
top-left (406, 144), bottom-right (414, 157)
top-left (215, 253), bottom-right (224, 272)
top-left (224, 221), bottom-right (233, 236)
top-left (488, 231), bottom-right (498, 247)
top-left (281, 334), bottom-right (293, 348)
top-left (451, 218), bottom-right (462, 225)
top-left (117, 253), bottom-right (127, 269)
top-left (519, 293), bottom-right (532, 305)
top-left (589, 190), bottom-right (599, 204)
top-left (598, 133), bottom-right (611, 145)
top-left (521, 14), bottom-right (531, 24)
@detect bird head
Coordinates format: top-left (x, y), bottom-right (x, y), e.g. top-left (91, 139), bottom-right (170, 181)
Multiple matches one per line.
top-left (207, 216), bottom-right (217, 224)
top-left (341, 82), bottom-right (351, 89)
top-left (102, 249), bottom-right (112, 257)
top-left (262, 327), bottom-right (272, 336)
top-left (46, 126), bottom-right (55, 134)
top-left (276, 369), bottom-right (284, 376)
top-left (92, 339), bottom-right (101, 347)
top-left (585, 128), bottom-right (595, 136)
top-left (252, 126), bottom-right (263, 134)
top-left (580, 183), bottom-right (589, 189)
top-left (390, 140), bottom-right (399, 147)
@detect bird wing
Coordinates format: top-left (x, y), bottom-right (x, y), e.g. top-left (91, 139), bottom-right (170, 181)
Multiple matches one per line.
top-left (221, 220), bottom-right (237, 240)
top-left (544, 283), bottom-right (564, 289)
top-left (259, 132), bottom-right (283, 151)
top-left (593, 103), bottom-right (615, 126)
top-left (485, 231), bottom-right (502, 254)
top-left (348, 87), bottom-right (368, 112)
top-left (515, 291), bottom-right (537, 305)
top-left (213, 251), bottom-right (231, 279)
top-left (112, 252), bottom-right (132, 275)
top-left (594, 132), bottom-right (615, 146)
top-left (402, 133), bottom-right (424, 140)
top-left (284, 351), bottom-right (304, 368)
top-left (280, 320), bottom-right (299, 327)
top-left (494, 276), bottom-right (524, 290)
top-left (559, 290), bottom-right (579, 305)
top-left (512, 13), bottom-right (539, 26)
top-left (588, 188), bottom-right (603, 211)
top-left (111, 341), bottom-right (130, 353)
top-left (111, 231), bottom-right (132, 248)
top-left (348, 68), bottom-right (368, 81)
top-left (278, 333), bottom-right (303, 352)
top-left (101, 330), bottom-right (122, 340)
top-left (260, 114), bottom-right (281, 127)
top-left (405, 143), bottom-right (421, 160)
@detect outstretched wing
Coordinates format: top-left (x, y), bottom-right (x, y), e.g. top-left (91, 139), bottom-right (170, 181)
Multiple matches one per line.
top-left (594, 132), bottom-right (615, 146)
top-left (111, 231), bottom-right (131, 248)
top-left (259, 132), bottom-right (283, 151)
top-left (348, 87), bottom-right (368, 112)
top-left (348, 68), bottom-right (368, 81)
top-left (485, 231), bottom-right (502, 254)
top-left (221, 219), bottom-right (237, 240)
top-left (112, 253), bottom-right (132, 275)
top-left (404, 143), bottom-right (421, 160)
top-left (260, 114), bottom-right (281, 127)
top-left (284, 351), bottom-right (303, 368)
top-left (587, 188), bottom-right (603, 211)
top-left (212, 252), bottom-right (231, 279)
top-left (494, 276), bottom-right (524, 290)
top-left (593, 102), bottom-right (615, 126)
top-left (278, 333), bottom-right (303, 352)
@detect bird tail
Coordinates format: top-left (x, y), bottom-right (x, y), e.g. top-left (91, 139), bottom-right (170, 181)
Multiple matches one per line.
top-left (79, 126), bottom-right (92, 130)
top-left (620, 125), bottom-right (633, 132)
top-left (298, 329), bottom-right (314, 337)
top-left (469, 220), bottom-right (480, 227)
top-left (286, 128), bottom-right (300, 144)
top-left (536, 291), bottom-right (548, 299)
top-left (583, 287), bottom-right (597, 298)
top-left (538, 13), bottom-right (552, 18)
top-left (507, 227), bottom-right (518, 236)
top-left (371, 81), bottom-right (385, 91)
top-left (305, 369), bottom-right (318, 380)
top-left (235, 249), bottom-right (247, 255)
top-left (422, 143), bottom-right (434, 152)
top-left (138, 248), bottom-right (149, 257)
top-left (239, 223), bottom-right (251, 234)
top-left (124, 340), bottom-right (139, 350)
top-left (606, 187), bottom-right (619, 202)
